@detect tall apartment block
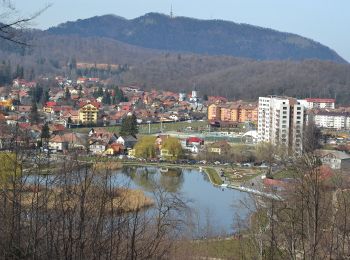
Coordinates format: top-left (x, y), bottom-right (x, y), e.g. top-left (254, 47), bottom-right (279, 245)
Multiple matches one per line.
top-left (258, 96), bottom-right (306, 155)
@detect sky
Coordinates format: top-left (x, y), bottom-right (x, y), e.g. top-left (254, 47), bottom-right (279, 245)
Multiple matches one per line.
top-left (9, 0), bottom-right (350, 61)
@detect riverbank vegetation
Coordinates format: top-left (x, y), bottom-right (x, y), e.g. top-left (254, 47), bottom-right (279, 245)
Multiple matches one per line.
top-left (204, 167), bottom-right (223, 185)
top-left (0, 147), bottom-right (189, 259)
top-left (3, 128), bottom-right (350, 258)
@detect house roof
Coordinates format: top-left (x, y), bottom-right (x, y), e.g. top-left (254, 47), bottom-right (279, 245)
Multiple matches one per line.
top-left (120, 135), bottom-right (137, 142)
top-left (109, 143), bottom-right (124, 151)
top-left (50, 124), bottom-right (66, 132)
top-left (50, 133), bottom-right (86, 145)
top-left (316, 150), bottom-right (350, 160)
top-left (187, 137), bottom-right (204, 143)
top-left (78, 101), bottom-right (100, 109)
top-left (45, 101), bottom-right (57, 107)
top-left (306, 98), bottom-right (335, 103)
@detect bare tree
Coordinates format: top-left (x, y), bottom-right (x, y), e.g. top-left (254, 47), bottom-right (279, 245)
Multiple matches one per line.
top-left (0, 0), bottom-right (50, 45)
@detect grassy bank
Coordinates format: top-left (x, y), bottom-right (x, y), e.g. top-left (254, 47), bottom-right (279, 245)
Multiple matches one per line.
top-left (175, 237), bottom-right (254, 259)
top-left (223, 168), bottom-right (263, 184)
top-left (204, 167), bottom-right (223, 185)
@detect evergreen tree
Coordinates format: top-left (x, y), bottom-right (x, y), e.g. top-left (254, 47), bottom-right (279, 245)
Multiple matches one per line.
top-left (67, 117), bottom-right (72, 125)
top-left (102, 89), bottom-right (111, 105)
top-left (78, 85), bottom-right (83, 98)
top-left (120, 113), bottom-right (138, 136)
top-left (31, 85), bottom-right (43, 103)
top-left (30, 101), bottom-right (39, 124)
top-left (14, 64), bottom-right (24, 78)
top-left (69, 57), bottom-right (77, 71)
top-left (0, 60), bottom-right (12, 84)
top-left (97, 86), bottom-right (104, 97)
top-left (113, 86), bottom-right (128, 104)
top-left (29, 68), bottom-right (35, 81)
top-left (64, 88), bottom-right (71, 100)
top-left (41, 122), bottom-right (50, 140)
top-left (42, 89), bottom-right (50, 105)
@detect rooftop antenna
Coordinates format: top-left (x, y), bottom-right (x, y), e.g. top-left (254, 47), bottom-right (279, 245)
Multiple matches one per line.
top-left (170, 4), bottom-right (174, 18)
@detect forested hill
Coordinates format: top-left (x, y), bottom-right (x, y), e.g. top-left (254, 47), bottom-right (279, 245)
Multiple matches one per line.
top-left (47, 13), bottom-right (346, 63)
top-left (1, 17), bottom-right (350, 104)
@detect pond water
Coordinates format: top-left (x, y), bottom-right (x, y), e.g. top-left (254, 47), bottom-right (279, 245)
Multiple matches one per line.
top-left (112, 166), bottom-right (254, 237)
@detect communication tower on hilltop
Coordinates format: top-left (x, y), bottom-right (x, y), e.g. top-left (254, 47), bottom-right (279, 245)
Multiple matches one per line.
top-left (170, 5), bottom-right (174, 18)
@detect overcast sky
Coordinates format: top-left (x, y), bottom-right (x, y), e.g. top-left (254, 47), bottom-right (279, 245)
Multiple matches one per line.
top-left (10, 0), bottom-right (350, 61)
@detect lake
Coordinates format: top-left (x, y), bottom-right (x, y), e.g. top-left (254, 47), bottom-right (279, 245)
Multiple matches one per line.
top-left (112, 166), bottom-right (254, 237)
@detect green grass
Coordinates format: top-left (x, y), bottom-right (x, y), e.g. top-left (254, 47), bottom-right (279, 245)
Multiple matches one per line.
top-left (223, 168), bottom-right (263, 183)
top-left (273, 168), bottom-right (298, 179)
top-left (205, 167), bottom-right (223, 185)
top-left (183, 237), bottom-right (254, 259)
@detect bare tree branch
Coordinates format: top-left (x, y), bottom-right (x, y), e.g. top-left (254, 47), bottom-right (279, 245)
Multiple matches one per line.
top-left (0, 1), bottom-right (51, 45)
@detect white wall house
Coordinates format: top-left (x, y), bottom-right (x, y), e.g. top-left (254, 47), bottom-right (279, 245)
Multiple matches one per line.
top-left (317, 150), bottom-right (350, 170)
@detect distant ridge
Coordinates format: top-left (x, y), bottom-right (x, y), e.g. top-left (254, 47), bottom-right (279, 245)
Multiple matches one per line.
top-left (1, 14), bottom-right (350, 104)
top-left (47, 12), bottom-right (346, 63)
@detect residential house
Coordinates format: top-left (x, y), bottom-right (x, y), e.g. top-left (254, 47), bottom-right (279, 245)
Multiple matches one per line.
top-left (49, 133), bottom-right (87, 152)
top-left (62, 110), bottom-right (80, 125)
top-left (207, 141), bottom-right (231, 155)
top-left (18, 105), bottom-right (31, 113)
top-left (316, 150), bottom-right (350, 170)
top-left (104, 143), bottom-right (124, 156)
top-left (186, 137), bottom-right (204, 147)
top-left (89, 140), bottom-right (107, 155)
top-left (48, 135), bottom-right (69, 152)
top-left (43, 101), bottom-right (57, 113)
top-left (116, 135), bottom-right (137, 149)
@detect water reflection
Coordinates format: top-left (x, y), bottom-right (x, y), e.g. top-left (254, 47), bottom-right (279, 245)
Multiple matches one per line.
top-left (114, 166), bottom-right (253, 237)
top-left (121, 167), bottom-right (184, 193)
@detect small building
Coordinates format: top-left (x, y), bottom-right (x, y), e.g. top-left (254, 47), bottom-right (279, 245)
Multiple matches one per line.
top-left (316, 150), bottom-right (350, 170)
top-left (186, 137), bottom-right (204, 147)
top-left (116, 135), bottom-right (137, 149)
top-left (89, 140), bottom-right (107, 155)
top-left (48, 135), bottom-right (69, 152)
top-left (207, 141), bottom-right (231, 155)
top-left (104, 143), bottom-right (124, 156)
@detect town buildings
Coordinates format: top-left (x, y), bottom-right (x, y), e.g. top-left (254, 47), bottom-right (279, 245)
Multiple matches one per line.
top-left (79, 103), bottom-right (99, 125)
top-left (303, 98), bottom-right (335, 110)
top-left (258, 96), bottom-right (306, 155)
top-left (312, 111), bottom-right (350, 130)
top-left (207, 102), bottom-right (258, 123)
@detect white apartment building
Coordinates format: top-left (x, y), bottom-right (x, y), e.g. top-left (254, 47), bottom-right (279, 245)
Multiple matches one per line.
top-left (313, 112), bottom-right (350, 130)
top-left (258, 96), bottom-right (305, 155)
top-left (304, 98), bottom-right (335, 110)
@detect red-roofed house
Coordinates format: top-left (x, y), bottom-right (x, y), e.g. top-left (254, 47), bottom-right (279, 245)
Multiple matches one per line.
top-left (186, 137), bottom-right (204, 146)
top-left (44, 101), bottom-right (57, 113)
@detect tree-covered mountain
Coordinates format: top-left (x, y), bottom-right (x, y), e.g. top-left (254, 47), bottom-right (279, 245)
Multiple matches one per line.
top-left (1, 15), bottom-right (350, 104)
top-left (47, 13), bottom-right (346, 63)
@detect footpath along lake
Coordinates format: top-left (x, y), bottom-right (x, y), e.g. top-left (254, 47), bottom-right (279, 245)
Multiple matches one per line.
top-left (112, 166), bottom-right (254, 237)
